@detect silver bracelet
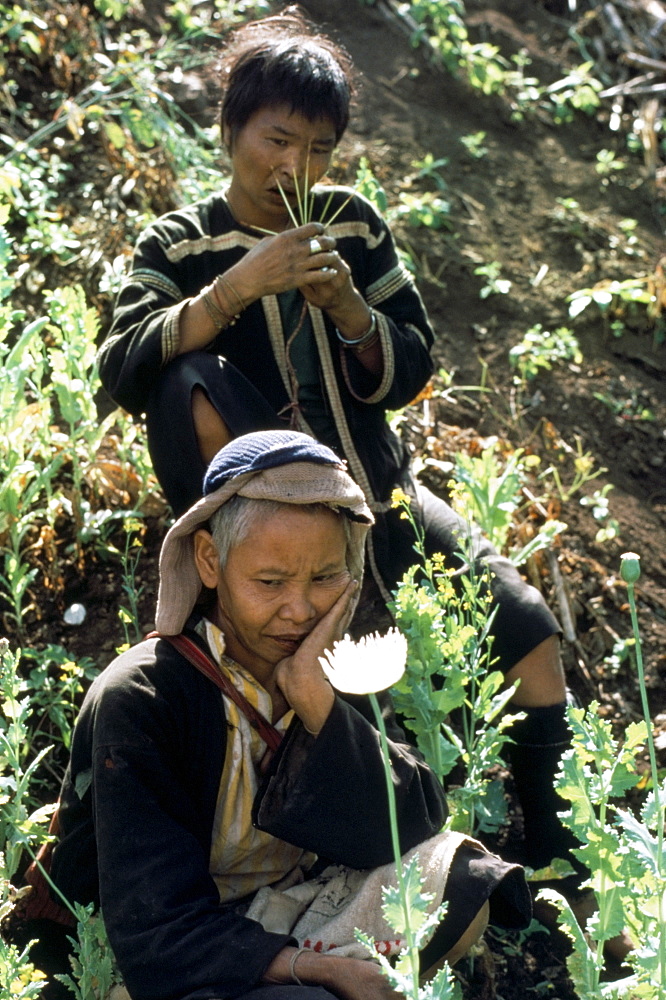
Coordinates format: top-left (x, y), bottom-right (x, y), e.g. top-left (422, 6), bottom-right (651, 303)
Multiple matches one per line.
top-left (289, 947), bottom-right (308, 986)
top-left (336, 310), bottom-right (376, 347)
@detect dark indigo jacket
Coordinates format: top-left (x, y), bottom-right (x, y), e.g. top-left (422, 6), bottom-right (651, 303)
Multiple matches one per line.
top-left (51, 628), bottom-right (446, 1000)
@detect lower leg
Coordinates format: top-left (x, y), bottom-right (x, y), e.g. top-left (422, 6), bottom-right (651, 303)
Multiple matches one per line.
top-left (420, 901), bottom-right (490, 979)
top-left (502, 636), bottom-right (580, 874)
top-left (191, 386), bottom-right (233, 464)
top-left (503, 635), bottom-right (566, 706)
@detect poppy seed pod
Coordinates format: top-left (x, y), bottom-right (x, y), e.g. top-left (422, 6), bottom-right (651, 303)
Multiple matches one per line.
top-left (620, 551), bottom-right (641, 585)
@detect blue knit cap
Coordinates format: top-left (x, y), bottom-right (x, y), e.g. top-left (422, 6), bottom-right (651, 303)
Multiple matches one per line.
top-left (203, 430), bottom-right (345, 496)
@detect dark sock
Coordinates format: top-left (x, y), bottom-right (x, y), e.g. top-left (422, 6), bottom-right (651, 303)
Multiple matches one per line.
top-left (507, 702), bottom-right (587, 886)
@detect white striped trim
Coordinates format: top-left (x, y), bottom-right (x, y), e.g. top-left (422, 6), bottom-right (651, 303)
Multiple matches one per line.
top-left (161, 301), bottom-right (189, 365)
top-left (328, 220), bottom-right (386, 250)
top-left (166, 230), bottom-right (260, 263)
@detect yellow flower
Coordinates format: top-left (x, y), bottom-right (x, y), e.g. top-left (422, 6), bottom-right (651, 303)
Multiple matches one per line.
top-left (390, 487), bottom-right (410, 509)
top-left (319, 628), bottom-right (407, 694)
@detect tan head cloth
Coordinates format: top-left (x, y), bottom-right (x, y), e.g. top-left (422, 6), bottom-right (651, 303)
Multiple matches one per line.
top-left (155, 458), bottom-right (373, 636)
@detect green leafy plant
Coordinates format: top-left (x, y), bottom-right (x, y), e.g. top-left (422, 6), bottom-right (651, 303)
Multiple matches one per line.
top-left (579, 485), bottom-right (620, 544)
top-left (593, 387), bottom-right (655, 423)
top-left (388, 490), bottom-right (522, 835)
top-left (0, 203), bottom-right (156, 640)
top-left (541, 62), bottom-right (602, 123)
top-left (459, 132), bottom-right (487, 159)
top-left (117, 519), bottom-right (147, 648)
top-left (55, 903), bottom-right (123, 1000)
top-left (539, 553), bottom-right (666, 998)
top-left (356, 156), bottom-right (452, 232)
top-left (568, 273), bottom-right (664, 346)
top-left (539, 436), bottom-right (606, 504)
top-left (411, 153), bottom-right (449, 190)
top-left (449, 444), bottom-right (566, 567)
top-left (509, 324), bottom-right (582, 383)
top-left (473, 261), bottom-right (511, 298)
top-left (319, 630), bottom-right (461, 999)
top-left (0, 637), bottom-right (122, 997)
top-left (0, 912), bottom-right (47, 999)
top-left (22, 646), bottom-right (98, 751)
top-left (0, 639), bottom-right (55, 882)
top-left (595, 149), bottom-right (626, 177)
top-left (0, 635), bottom-right (54, 998)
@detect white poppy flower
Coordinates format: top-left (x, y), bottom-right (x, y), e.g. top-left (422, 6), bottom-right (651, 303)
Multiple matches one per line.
top-left (319, 628), bottom-right (408, 694)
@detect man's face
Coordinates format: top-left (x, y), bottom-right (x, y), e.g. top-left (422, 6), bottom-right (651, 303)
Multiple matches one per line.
top-left (207, 506), bottom-right (350, 687)
top-left (225, 104), bottom-right (336, 231)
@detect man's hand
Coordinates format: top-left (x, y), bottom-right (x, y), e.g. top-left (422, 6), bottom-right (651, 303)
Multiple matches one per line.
top-left (228, 223), bottom-right (341, 303)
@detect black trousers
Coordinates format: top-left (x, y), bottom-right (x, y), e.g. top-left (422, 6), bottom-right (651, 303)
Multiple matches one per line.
top-left (146, 353), bottom-right (560, 674)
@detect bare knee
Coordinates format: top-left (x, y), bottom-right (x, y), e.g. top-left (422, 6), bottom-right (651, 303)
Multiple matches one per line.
top-left (503, 635), bottom-right (566, 707)
top-left (191, 387), bottom-right (232, 464)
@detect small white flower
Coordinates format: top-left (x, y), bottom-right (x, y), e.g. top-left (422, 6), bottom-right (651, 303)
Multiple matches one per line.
top-left (319, 628), bottom-right (407, 694)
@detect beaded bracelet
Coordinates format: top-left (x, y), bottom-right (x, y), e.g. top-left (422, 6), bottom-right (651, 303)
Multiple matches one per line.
top-left (335, 310), bottom-right (377, 349)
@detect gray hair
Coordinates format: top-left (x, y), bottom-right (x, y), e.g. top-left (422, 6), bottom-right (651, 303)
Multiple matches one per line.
top-left (209, 495), bottom-right (352, 569)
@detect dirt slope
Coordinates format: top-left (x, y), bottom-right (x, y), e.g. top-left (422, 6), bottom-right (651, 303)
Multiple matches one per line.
top-left (300, 0), bottom-right (666, 701)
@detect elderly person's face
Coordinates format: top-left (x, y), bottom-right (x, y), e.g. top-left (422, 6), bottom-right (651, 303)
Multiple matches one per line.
top-left (194, 505), bottom-right (350, 688)
top-left (224, 104), bottom-right (336, 231)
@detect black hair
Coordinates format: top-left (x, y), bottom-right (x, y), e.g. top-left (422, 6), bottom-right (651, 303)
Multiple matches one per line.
top-left (220, 6), bottom-right (355, 145)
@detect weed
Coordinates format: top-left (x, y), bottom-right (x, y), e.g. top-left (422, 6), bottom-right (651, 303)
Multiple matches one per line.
top-left (539, 435), bottom-right (606, 504)
top-left (601, 637), bottom-right (635, 677)
top-left (593, 387), bottom-right (655, 423)
top-left (449, 444), bottom-right (565, 567)
top-left (321, 630), bottom-right (461, 999)
top-left (541, 62), bottom-right (602, 123)
top-left (22, 646), bottom-right (98, 751)
top-left (459, 131), bottom-right (488, 159)
top-left (411, 153), bottom-right (449, 191)
top-left (595, 148), bottom-right (626, 177)
top-left (473, 262), bottom-right (511, 298)
top-left (0, 921), bottom-right (47, 999)
top-left (568, 271), bottom-right (665, 346)
top-left (355, 157), bottom-right (389, 215)
top-left (118, 519), bottom-right (146, 647)
top-left (0, 639), bottom-right (55, 882)
top-left (509, 324), bottom-right (582, 384)
top-left (392, 191), bottom-right (452, 230)
top-left (355, 157), bottom-right (452, 233)
top-left (388, 490), bottom-right (522, 836)
top-left (540, 554), bottom-right (666, 997)
top-left (579, 485), bottom-right (620, 544)
top-left (55, 903), bottom-right (123, 1000)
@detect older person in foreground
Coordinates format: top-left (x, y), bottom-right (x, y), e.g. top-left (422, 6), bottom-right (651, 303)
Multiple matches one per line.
top-left (44, 430), bottom-right (529, 1000)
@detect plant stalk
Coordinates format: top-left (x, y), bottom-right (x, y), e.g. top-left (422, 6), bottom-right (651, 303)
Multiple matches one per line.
top-left (625, 577), bottom-right (665, 988)
top-left (369, 692), bottom-right (420, 1000)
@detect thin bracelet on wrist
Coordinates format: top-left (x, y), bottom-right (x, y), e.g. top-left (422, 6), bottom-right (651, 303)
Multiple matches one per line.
top-left (213, 274), bottom-right (246, 325)
top-left (335, 309), bottom-right (376, 348)
top-left (200, 284), bottom-right (232, 330)
top-left (351, 330), bottom-right (380, 355)
top-left (290, 947), bottom-right (308, 986)
top-left (219, 274), bottom-right (246, 314)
